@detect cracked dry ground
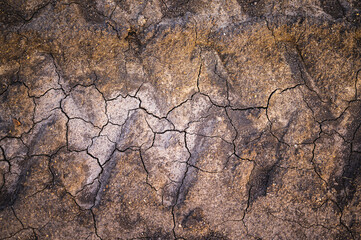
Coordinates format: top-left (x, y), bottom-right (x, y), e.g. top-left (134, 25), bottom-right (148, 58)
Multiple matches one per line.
top-left (0, 1), bottom-right (361, 240)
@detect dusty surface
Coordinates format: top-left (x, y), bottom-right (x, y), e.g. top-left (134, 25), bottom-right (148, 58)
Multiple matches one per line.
top-left (0, 0), bottom-right (361, 239)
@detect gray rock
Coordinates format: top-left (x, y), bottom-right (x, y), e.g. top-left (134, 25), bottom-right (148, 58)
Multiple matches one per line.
top-left (67, 118), bottom-right (100, 151)
top-left (62, 85), bottom-right (107, 128)
top-left (34, 89), bottom-right (65, 122)
top-left (106, 95), bottom-right (139, 125)
top-left (88, 135), bottom-right (115, 165)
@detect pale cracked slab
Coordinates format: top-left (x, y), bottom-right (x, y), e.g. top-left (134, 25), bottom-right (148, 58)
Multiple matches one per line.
top-left (106, 95), bottom-right (140, 125)
top-left (67, 118), bottom-right (101, 151)
top-left (88, 135), bottom-right (115, 165)
top-left (99, 122), bottom-right (123, 143)
top-left (62, 85), bottom-right (107, 128)
top-left (34, 89), bottom-right (65, 122)
top-left (143, 131), bottom-right (189, 206)
top-left (117, 109), bottom-right (155, 151)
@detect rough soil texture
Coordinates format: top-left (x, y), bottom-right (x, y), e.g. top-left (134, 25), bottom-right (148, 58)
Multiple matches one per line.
top-left (0, 0), bottom-right (361, 239)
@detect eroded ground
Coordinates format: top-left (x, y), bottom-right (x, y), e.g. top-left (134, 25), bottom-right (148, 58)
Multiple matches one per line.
top-left (0, 0), bottom-right (361, 239)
